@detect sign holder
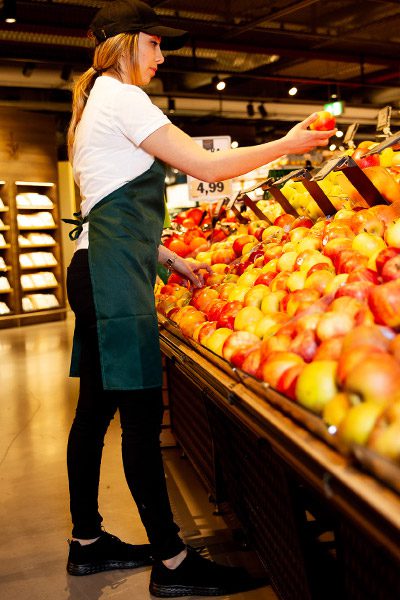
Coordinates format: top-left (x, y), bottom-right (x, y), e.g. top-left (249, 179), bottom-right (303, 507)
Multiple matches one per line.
top-left (289, 168), bottom-right (337, 216)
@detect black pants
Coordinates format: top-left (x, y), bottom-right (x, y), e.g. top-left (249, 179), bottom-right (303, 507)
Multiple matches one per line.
top-left (66, 249), bottom-right (185, 561)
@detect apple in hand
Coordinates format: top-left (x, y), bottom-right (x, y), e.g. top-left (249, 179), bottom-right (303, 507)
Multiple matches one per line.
top-left (309, 110), bottom-right (336, 131)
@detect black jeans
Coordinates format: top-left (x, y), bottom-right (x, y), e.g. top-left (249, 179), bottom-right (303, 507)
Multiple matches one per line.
top-left (66, 249), bottom-right (185, 561)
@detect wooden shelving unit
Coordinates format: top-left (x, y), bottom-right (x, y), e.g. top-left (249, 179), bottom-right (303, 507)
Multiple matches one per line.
top-left (0, 179), bottom-right (67, 327)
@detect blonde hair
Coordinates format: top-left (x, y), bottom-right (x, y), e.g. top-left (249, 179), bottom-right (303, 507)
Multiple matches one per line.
top-left (67, 32), bottom-right (140, 159)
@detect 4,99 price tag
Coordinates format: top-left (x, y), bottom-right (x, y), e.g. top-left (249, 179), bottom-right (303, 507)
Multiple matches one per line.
top-left (189, 180), bottom-right (228, 199)
top-left (187, 136), bottom-right (233, 202)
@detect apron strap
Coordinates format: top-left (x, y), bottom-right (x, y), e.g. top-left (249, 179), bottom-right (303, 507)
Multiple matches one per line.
top-left (62, 211), bottom-right (89, 241)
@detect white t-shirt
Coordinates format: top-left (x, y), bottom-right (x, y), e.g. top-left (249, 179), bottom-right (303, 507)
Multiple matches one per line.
top-left (72, 76), bottom-right (170, 250)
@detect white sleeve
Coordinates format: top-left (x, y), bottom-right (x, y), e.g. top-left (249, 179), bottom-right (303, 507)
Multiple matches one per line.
top-left (113, 85), bottom-right (171, 146)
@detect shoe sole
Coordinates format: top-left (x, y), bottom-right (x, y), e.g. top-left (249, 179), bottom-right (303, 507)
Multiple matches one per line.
top-left (67, 559), bottom-right (152, 576)
top-left (149, 582), bottom-right (241, 597)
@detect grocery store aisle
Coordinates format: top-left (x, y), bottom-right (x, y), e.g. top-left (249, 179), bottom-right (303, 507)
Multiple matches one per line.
top-left (0, 316), bottom-right (275, 600)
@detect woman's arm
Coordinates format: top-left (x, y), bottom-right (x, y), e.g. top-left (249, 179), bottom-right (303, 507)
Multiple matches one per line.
top-left (141, 114), bottom-right (335, 183)
top-left (158, 245), bottom-right (212, 288)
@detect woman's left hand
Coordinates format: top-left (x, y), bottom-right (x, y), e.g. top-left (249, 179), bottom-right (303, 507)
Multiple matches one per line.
top-left (172, 256), bottom-right (212, 288)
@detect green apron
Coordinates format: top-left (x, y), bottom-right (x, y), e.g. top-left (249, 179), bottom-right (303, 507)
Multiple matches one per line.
top-left (69, 160), bottom-right (165, 390)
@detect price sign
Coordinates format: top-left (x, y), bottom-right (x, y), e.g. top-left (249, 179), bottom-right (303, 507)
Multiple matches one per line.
top-left (343, 122), bottom-right (359, 146)
top-left (376, 106), bottom-right (392, 135)
top-left (312, 156), bottom-right (347, 181)
top-left (187, 136), bottom-right (232, 201)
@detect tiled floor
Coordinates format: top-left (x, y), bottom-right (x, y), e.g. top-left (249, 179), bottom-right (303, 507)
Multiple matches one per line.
top-left (0, 315), bottom-right (277, 600)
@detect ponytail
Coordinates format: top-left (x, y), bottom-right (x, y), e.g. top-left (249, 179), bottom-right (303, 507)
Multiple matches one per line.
top-left (67, 32), bottom-right (140, 160)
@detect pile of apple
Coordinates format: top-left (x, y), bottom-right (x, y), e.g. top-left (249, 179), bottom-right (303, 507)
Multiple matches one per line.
top-left (156, 202), bottom-right (400, 464)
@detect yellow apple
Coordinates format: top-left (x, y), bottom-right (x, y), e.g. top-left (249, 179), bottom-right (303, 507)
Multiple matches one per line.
top-left (234, 306), bottom-right (264, 332)
top-left (261, 258), bottom-right (278, 273)
top-left (338, 402), bottom-right (384, 446)
top-left (261, 290), bottom-right (286, 314)
top-left (244, 284), bottom-right (269, 308)
top-left (384, 218), bottom-right (400, 248)
top-left (227, 285), bottom-right (251, 302)
top-left (286, 270), bottom-right (307, 291)
top-left (295, 360), bottom-right (339, 414)
top-left (325, 273), bottom-right (348, 295)
top-left (352, 232), bottom-right (387, 258)
top-left (295, 236), bottom-right (321, 253)
top-left (204, 328), bottom-right (233, 356)
top-left (237, 269), bottom-right (262, 287)
top-left (276, 251), bottom-right (298, 272)
top-left (323, 392), bottom-right (351, 429)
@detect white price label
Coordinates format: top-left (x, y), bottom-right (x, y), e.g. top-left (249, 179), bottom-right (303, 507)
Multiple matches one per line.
top-left (188, 136), bottom-right (233, 202)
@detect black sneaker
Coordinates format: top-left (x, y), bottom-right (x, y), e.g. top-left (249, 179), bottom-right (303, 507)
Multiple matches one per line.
top-left (67, 531), bottom-right (153, 576)
top-left (149, 546), bottom-right (268, 597)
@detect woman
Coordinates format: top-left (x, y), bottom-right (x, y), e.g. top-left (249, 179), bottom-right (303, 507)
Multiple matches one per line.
top-left (65, 0), bottom-right (335, 596)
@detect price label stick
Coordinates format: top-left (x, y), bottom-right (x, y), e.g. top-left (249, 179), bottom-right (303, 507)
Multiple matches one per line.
top-left (365, 131), bottom-right (400, 156)
top-left (264, 178), bottom-right (299, 216)
top-left (241, 193), bottom-right (272, 223)
top-left (230, 204), bottom-right (249, 224)
top-left (293, 168), bottom-right (336, 216)
top-left (213, 197), bottom-right (228, 225)
top-left (339, 155), bottom-right (389, 206)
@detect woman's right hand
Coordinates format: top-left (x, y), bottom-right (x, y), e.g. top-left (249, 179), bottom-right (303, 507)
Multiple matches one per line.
top-left (283, 113), bottom-right (336, 153)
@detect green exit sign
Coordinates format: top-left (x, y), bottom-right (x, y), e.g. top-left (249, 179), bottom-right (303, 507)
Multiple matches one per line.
top-left (324, 100), bottom-right (344, 116)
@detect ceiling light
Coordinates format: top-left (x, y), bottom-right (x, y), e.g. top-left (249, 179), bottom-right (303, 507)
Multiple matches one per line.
top-left (3, 0), bottom-right (16, 23)
top-left (246, 102), bottom-right (255, 117)
top-left (336, 130), bottom-right (344, 138)
top-left (288, 86), bottom-right (298, 96)
top-left (168, 98), bottom-right (176, 113)
top-left (329, 144), bottom-right (337, 151)
top-left (231, 141), bottom-right (239, 149)
top-left (213, 75), bottom-right (226, 91)
top-left (258, 103), bottom-right (267, 118)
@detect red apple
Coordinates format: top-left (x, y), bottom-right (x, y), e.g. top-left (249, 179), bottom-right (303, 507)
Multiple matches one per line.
top-left (254, 271), bottom-right (278, 287)
top-left (323, 237), bottom-right (353, 260)
top-left (369, 279), bottom-right (400, 327)
top-left (334, 251), bottom-right (368, 275)
top-left (334, 281), bottom-right (373, 302)
top-left (276, 363), bottom-right (305, 400)
top-left (309, 110), bottom-right (336, 131)
top-left (289, 330), bottom-right (318, 363)
top-left (191, 287), bottom-right (219, 311)
top-left (344, 352), bottom-right (400, 404)
top-left (347, 267), bottom-right (380, 285)
top-left (196, 321), bottom-right (218, 345)
top-left (314, 336), bottom-right (344, 361)
top-left (316, 311), bottom-right (354, 342)
top-left (350, 209), bottom-right (384, 236)
top-left (381, 255), bottom-right (400, 281)
top-left (241, 347), bottom-right (263, 378)
top-left (351, 147), bottom-right (381, 170)
top-left (206, 299), bottom-right (228, 322)
top-left (186, 207), bottom-right (205, 225)
top-left (260, 351), bottom-right (304, 387)
top-left (222, 331), bottom-right (260, 362)
top-left (274, 213), bottom-right (296, 231)
top-left (375, 247), bottom-right (400, 275)
top-left (290, 216), bottom-right (314, 230)
top-left (217, 300), bottom-right (244, 330)
top-left (232, 235), bottom-right (257, 257)
top-left (230, 340), bottom-right (262, 369)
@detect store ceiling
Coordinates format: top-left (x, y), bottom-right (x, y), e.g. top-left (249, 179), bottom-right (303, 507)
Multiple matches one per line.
top-left (1, 0), bottom-right (400, 145)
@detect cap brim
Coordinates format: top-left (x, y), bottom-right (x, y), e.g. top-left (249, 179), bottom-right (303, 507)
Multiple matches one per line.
top-left (143, 25), bottom-right (188, 50)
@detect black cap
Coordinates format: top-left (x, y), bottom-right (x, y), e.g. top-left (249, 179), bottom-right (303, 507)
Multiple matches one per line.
top-left (90, 0), bottom-right (188, 50)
